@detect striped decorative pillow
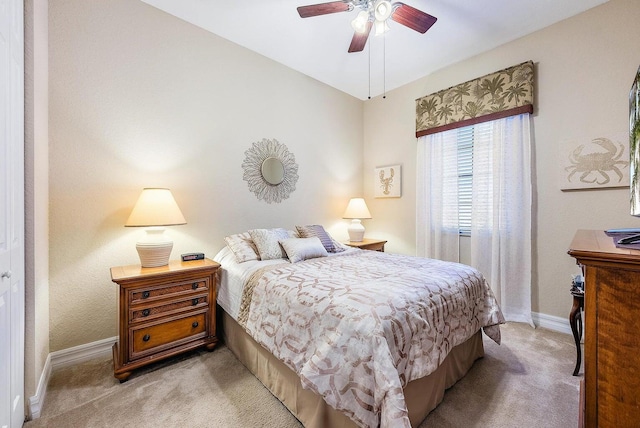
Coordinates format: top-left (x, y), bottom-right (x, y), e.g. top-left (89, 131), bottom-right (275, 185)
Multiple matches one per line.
top-left (295, 225), bottom-right (337, 253)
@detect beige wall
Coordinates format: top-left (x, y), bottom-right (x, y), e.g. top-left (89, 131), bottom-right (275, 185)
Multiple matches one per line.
top-left (45, 0), bottom-right (640, 354)
top-left (24, 0), bottom-right (49, 402)
top-left (363, 0), bottom-right (640, 319)
top-left (48, 0), bottom-right (364, 351)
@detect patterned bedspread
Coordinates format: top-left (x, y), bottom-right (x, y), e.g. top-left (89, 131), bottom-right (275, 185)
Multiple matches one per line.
top-left (238, 250), bottom-right (504, 428)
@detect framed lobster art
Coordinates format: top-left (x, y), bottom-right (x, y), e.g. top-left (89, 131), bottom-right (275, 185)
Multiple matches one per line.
top-left (375, 164), bottom-right (402, 198)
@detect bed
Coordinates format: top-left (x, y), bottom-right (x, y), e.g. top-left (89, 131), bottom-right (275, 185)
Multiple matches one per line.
top-left (214, 227), bottom-right (504, 428)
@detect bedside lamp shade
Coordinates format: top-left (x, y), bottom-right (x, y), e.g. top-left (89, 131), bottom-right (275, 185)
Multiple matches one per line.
top-left (342, 197), bottom-right (372, 242)
top-left (125, 188), bottom-right (186, 267)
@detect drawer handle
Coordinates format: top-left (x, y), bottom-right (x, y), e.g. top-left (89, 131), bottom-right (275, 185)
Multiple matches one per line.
top-left (192, 298), bottom-right (199, 306)
top-left (192, 321), bottom-right (199, 328)
top-left (192, 282), bottom-right (198, 290)
top-left (142, 309), bottom-right (150, 317)
top-left (143, 334), bottom-right (150, 342)
top-left (142, 291), bottom-right (150, 299)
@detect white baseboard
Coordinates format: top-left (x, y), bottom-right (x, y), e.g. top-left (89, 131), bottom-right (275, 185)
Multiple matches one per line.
top-left (27, 336), bottom-right (116, 420)
top-left (27, 353), bottom-right (51, 420)
top-left (532, 311), bottom-right (573, 335)
top-left (49, 336), bottom-right (116, 371)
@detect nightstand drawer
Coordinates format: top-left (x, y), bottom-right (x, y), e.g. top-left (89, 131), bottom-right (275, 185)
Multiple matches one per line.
top-left (129, 294), bottom-right (208, 323)
top-left (129, 278), bottom-right (209, 305)
top-left (130, 312), bottom-right (207, 360)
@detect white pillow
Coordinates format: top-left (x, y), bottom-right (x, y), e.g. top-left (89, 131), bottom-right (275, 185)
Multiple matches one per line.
top-left (279, 237), bottom-right (328, 263)
top-left (248, 228), bottom-right (291, 260)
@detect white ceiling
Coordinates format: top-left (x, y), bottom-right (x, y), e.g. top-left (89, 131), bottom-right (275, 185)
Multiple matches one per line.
top-left (140, 0), bottom-right (608, 100)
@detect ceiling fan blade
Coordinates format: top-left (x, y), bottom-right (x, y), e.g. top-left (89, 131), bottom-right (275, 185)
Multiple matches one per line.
top-left (297, 1), bottom-right (351, 18)
top-left (348, 21), bottom-right (373, 53)
top-left (391, 2), bottom-right (437, 34)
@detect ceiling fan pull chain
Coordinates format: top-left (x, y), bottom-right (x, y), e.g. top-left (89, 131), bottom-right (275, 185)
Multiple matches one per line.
top-left (368, 34), bottom-right (371, 100)
top-left (383, 31), bottom-right (386, 99)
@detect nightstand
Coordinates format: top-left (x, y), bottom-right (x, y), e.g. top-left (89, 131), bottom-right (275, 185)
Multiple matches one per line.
top-left (110, 258), bottom-right (220, 382)
top-left (343, 238), bottom-right (387, 252)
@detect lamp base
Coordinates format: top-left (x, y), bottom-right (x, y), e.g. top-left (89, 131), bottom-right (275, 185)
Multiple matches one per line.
top-left (136, 227), bottom-right (173, 268)
top-left (347, 219), bottom-right (365, 242)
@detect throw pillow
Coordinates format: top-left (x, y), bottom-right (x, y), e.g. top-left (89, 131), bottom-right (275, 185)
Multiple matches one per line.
top-left (224, 232), bottom-right (260, 263)
top-left (295, 224), bottom-right (336, 253)
top-left (248, 228), bottom-right (290, 260)
top-left (279, 237), bottom-right (328, 263)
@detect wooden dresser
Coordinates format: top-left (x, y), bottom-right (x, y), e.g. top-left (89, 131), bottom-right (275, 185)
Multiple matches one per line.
top-left (110, 258), bottom-right (220, 382)
top-left (568, 230), bottom-right (640, 427)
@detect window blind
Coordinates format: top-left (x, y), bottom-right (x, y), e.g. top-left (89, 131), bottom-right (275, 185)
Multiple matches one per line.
top-left (457, 126), bottom-right (473, 235)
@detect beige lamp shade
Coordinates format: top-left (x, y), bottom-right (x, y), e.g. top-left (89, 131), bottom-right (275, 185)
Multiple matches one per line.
top-left (125, 188), bottom-right (186, 227)
top-left (125, 188), bottom-right (186, 268)
top-left (342, 198), bottom-right (372, 242)
top-left (342, 198), bottom-right (372, 219)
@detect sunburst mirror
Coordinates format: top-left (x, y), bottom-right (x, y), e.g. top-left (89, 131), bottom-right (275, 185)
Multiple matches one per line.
top-left (242, 138), bottom-right (299, 204)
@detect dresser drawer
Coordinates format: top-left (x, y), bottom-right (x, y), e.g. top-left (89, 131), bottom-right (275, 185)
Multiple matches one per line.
top-left (129, 312), bottom-right (207, 360)
top-left (130, 294), bottom-right (208, 323)
top-left (129, 278), bottom-right (209, 305)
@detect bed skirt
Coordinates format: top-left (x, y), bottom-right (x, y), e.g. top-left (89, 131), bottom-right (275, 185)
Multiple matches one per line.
top-left (220, 308), bottom-right (484, 428)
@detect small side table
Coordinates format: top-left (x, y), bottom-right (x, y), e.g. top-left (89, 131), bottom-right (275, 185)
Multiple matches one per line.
top-left (343, 238), bottom-right (387, 252)
top-left (569, 290), bottom-right (584, 376)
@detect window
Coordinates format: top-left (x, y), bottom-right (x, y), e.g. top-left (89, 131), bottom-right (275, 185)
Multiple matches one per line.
top-left (457, 126), bottom-right (473, 235)
top-left (417, 109), bottom-right (533, 323)
top-left (455, 123), bottom-right (494, 235)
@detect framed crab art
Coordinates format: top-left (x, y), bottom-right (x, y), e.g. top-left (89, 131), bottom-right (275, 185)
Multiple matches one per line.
top-left (630, 65), bottom-right (640, 215)
top-left (559, 131), bottom-right (630, 191)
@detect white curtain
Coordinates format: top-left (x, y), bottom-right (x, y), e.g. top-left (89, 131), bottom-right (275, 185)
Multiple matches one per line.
top-left (416, 113), bottom-right (533, 325)
top-left (471, 114), bottom-right (532, 325)
top-left (416, 130), bottom-right (460, 262)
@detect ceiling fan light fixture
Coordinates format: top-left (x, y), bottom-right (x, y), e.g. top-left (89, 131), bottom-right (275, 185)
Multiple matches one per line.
top-left (374, 0), bottom-right (392, 21)
top-left (351, 10), bottom-right (370, 34)
top-left (374, 19), bottom-right (390, 35)
top-left (295, 0), bottom-right (437, 54)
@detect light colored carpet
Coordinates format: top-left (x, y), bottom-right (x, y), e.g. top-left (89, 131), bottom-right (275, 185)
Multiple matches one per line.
top-left (25, 322), bottom-right (581, 427)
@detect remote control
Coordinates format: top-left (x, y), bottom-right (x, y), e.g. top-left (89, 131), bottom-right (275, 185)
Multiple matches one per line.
top-left (617, 234), bottom-right (640, 245)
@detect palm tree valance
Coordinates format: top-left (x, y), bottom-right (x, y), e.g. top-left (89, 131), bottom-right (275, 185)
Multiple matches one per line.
top-left (415, 61), bottom-right (534, 137)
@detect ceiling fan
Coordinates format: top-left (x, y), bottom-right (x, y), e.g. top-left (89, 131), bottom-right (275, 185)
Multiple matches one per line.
top-left (297, 0), bottom-right (437, 53)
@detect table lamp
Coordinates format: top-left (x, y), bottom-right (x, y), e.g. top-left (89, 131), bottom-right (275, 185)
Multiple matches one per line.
top-left (125, 188), bottom-right (186, 267)
top-left (342, 197), bottom-right (372, 242)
